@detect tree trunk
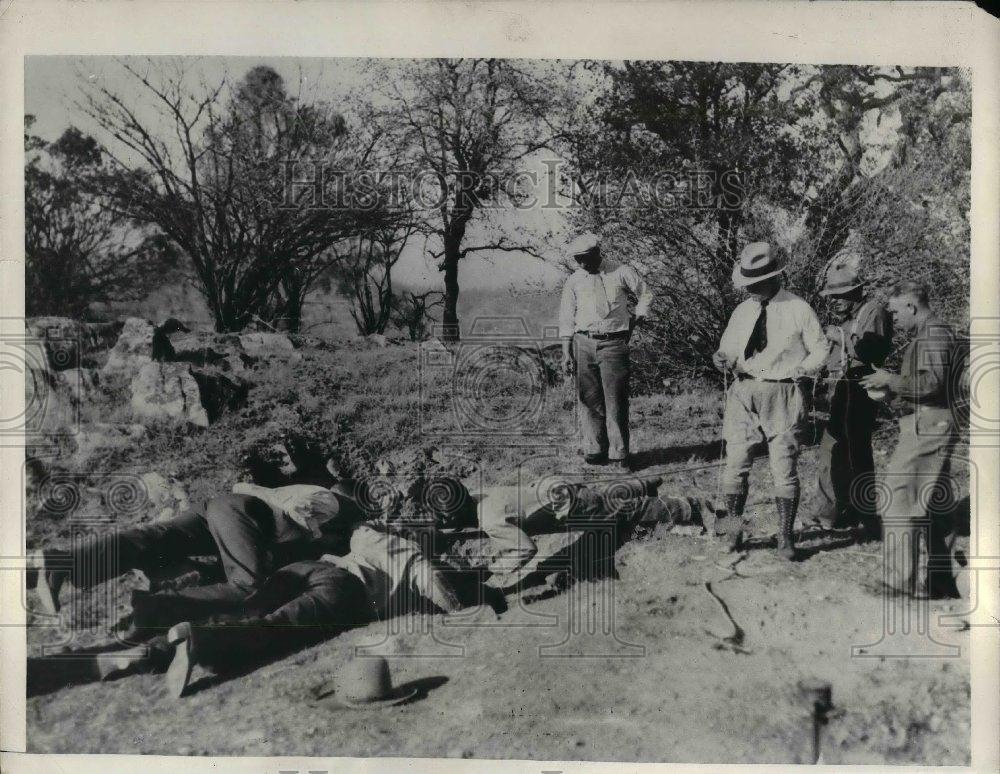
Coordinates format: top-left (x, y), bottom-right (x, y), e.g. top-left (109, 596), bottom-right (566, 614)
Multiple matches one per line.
top-left (442, 254), bottom-right (460, 341)
top-left (440, 220), bottom-right (467, 342)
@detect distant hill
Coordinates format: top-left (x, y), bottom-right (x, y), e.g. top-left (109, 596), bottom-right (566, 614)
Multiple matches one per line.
top-left (105, 274), bottom-right (562, 341)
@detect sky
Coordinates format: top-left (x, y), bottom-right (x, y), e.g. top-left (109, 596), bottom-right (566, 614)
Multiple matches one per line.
top-left (24, 55), bottom-right (568, 292)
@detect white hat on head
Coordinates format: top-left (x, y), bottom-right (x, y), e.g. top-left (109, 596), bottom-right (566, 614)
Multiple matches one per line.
top-left (566, 232), bottom-right (601, 258)
top-left (732, 242), bottom-right (784, 288)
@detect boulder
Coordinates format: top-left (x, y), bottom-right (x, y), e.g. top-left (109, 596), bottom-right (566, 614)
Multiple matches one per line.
top-left (239, 332), bottom-right (300, 362)
top-left (89, 321), bottom-right (126, 353)
top-left (140, 472), bottom-right (192, 522)
top-left (168, 331), bottom-right (256, 374)
top-left (365, 333), bottom-right (390, 348)
top-left (130, 362), bottom-right (248, 428)
top-left (71, 422), bottom-right (147, 466)
top-left (103, 318), bottom-right (157, 375)
top-left (55, 368), bottom-right (103, 414)
top-left (189, 368), bottom-right (251, 422)
top-left (26, 317), bottom-right (125, 368)
top-left (25, 363), bottom-right (74, 433)
top-left (131, 362), bottom-right (209, 427)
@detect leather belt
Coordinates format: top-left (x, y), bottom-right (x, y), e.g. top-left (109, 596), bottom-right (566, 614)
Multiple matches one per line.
top-left (736, 373), bottom-right (795, 384)
top-left (576, 330), bottom-right (629, 340)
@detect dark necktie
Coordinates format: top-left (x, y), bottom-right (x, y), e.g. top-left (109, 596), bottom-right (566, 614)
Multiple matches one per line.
top-left (744, 299), bottom-right (769, 360)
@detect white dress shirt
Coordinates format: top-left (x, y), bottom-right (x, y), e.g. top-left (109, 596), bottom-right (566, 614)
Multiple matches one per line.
top-left (322, 525), bottom-right (461, 618)
top-left (231, 483), bottom-right (341, 537)
top-left (558, 264), bottom-right (653, 338)
top-left (717, 288), bottom-right (828, 380)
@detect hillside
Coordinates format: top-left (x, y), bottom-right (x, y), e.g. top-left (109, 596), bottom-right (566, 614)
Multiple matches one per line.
top-left (24, 331), bottom-right (971, 764)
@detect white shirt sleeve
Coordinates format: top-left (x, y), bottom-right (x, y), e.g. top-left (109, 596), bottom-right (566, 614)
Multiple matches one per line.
top-left (558, 274), bottom-right (577, 338)
top-left (718, 301), bottom-right (748, 361)
top-left (620, 265), bottom-right (653, 318)
top-left (798, 301), bottom-right (830, 373)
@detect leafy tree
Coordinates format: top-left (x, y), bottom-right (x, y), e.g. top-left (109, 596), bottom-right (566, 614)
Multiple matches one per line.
top-left (565, 62), bottom-right (820, 382)
top-left (24, 117), bottom-right (174, 317)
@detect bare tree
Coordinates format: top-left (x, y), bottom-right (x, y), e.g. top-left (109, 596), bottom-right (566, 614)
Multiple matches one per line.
top-left (367, 59), bottom-right (563, 340)
top-left (79, 60), bottom-right (364, 332)
top-left (332, 218), bottom-right (416, 335)
top-left (392, 289), bottom-right (444, 341)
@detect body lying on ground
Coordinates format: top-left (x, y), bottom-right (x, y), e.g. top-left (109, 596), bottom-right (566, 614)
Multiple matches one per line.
top-left (26, 473), bottom-right (703, 696)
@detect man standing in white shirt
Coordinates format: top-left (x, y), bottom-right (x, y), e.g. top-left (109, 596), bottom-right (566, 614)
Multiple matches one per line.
top-left (559, 233), bottom-right (653, 469)
top-left (712, 242), bottom-right (828, 559)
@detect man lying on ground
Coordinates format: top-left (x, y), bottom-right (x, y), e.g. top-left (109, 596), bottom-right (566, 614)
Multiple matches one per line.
top-left (27, 482), bottom-right (360, 625)
top-left (474, 474), bottom-right (716, 592)
top-left (143, 475), bottom-right (697, 697)
top-left (27, 488), bottom-right (469, 697)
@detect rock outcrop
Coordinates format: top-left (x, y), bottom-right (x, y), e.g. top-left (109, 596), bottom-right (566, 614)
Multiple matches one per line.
top-left (103, 318), bottom-right (158, 375)
top-left (130, 362), bottom-right (248, 428)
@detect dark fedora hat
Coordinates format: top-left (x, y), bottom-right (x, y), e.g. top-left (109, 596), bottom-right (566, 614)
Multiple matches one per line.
top-left (335, 656), bottom-right (418, 709)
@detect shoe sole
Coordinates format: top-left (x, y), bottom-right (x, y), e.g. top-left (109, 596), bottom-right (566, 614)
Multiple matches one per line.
top-left (30, 554), bottom-right (62, 616)
top-left (165, 638), bottom-right (194, 699)
top-left (165, 622), bottom-right (195, 698)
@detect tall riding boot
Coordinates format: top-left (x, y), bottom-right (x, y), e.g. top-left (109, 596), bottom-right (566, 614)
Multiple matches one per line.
top-left (774, 495), bottom-right (799, 560)
top-left (723, 491), bottom-right (751, 552)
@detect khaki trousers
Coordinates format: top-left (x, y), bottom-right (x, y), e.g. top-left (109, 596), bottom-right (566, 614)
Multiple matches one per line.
top-left (882, 407), bottom-right (960, 596)
top-left (722, 378), bottom-right (806, 500)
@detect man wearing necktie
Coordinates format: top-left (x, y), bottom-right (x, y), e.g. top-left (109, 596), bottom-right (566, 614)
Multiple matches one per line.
top-left (559, 233), bottom-right (653, 470)
top-left (712, 242), bottom-right (828, 559)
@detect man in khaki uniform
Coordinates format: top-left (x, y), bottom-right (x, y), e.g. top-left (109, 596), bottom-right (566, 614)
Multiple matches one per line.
top-left (806, 259), bottom-right (893, 537)
top-left (861, 281), bottom-right (962, 596)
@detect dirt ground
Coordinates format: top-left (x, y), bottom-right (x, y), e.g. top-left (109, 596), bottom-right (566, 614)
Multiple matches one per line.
top-left (23, 341), bottom-right (972, 763)
top-left (26, 529), bottom-right (971, 763)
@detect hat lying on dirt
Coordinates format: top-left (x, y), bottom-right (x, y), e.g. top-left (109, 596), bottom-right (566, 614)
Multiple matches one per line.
top-left (335, 656), bottom-right (418, 709)
top-left (732, 242), bottom-right (784, 288)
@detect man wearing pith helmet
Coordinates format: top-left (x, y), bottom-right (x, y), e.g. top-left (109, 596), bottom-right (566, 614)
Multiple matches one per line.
top-left (804, 254), bottom-right (893, 539)
top-left (559, 232), bottom-right (653, 470)
top-left (712, 242), bottom-right (828, 559)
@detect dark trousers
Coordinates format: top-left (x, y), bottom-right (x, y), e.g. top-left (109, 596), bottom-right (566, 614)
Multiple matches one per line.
top-left (65, 494), bottom-right (321, 610)
top-left (575, 335), bottom-right (630, 460)
top-left (147, 562), bottom-right (373, 671)
top-left (808, 377), bottom-right (878, 527)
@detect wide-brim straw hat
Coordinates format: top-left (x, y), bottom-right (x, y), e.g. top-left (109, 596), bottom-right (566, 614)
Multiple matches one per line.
top-left (820, 262), bottom-right (864, 297)
top-left (732, 242), bottom-right (784, 288)
top-left (566, 232), bottom-right (601, 258)
top-left (335, 656), bottom-right (419, 709)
